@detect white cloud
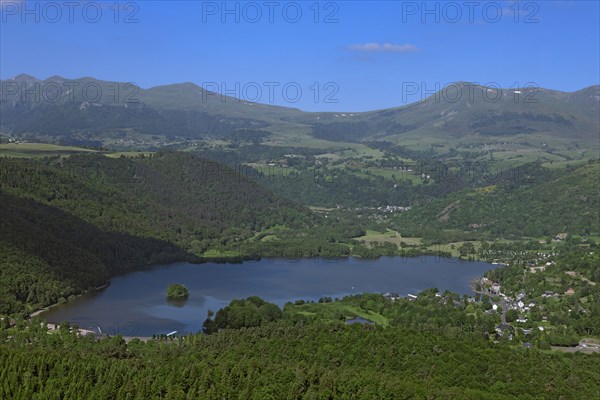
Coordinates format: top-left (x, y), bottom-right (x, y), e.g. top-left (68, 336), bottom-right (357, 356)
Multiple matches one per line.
top-left (347, 43), bottom-right (419, 53)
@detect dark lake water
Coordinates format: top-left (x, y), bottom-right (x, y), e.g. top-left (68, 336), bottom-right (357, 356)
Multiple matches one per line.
top-left (41, 256), bottom-right (495, 336)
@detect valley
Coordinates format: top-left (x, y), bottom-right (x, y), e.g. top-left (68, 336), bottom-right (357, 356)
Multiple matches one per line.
top-left (1, 57), bottom-right (599, 400)
top-left (3, 1), bottom-right (600, 397)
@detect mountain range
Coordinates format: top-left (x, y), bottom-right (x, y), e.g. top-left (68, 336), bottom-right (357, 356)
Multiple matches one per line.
top-left (1, 74), bottom-right (598, 149)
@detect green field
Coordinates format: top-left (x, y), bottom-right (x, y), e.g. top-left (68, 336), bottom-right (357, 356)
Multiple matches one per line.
top-left (104, 151), bottom-right (155, 158)
top-left (355, 229), bottom-right (422, 247)
top-left (201, 249), bottom-right (243, 258)
top-left (0, 143), bottom-right (98, 158)
top-left (0, 143), bottom-right (161, 160)
top-left (287, 301), bottom-right (389, 326)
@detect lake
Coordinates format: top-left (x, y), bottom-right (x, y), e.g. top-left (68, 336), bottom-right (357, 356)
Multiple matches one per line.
top-left (41, 256), bottom-right (495, 336)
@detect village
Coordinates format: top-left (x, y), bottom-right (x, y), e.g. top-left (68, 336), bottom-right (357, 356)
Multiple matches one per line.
top-left (478, 244), bottom-right (599, 352)
top-left (374, 237), bottom-right (599, 354)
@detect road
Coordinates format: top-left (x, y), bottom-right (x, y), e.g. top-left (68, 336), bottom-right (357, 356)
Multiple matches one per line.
top-left (473, 287), bottom-right (508, 325)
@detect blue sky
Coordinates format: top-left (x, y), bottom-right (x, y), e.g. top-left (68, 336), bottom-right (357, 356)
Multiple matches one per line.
top-left (1, 0), bottom-right (599, 111)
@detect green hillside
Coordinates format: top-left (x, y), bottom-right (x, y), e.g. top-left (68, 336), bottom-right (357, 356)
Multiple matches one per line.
top-left (0, 75), bottom-right (306, 146)
top-left (305, 83), bottom-right (599, 145)
top-left (0, 152), bottom-right (318, 314)
top-left (395, 161), bottom-right (600, 239)
top-left (0, 152), bottom-right (311, 245)
top-left (0, 193), bottom-right (186, 314)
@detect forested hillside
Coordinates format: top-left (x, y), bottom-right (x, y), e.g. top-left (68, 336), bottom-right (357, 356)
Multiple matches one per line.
top-left (0, 193), bottom-right (187, 314)
top-left (1, 319), bottom-right (599, 399)
top-left (0, 152), bottom-right (312, 247)
top-left (0, 152), bottom-right (317, 314)
top-left (395, 161), bottom-right (600, 239)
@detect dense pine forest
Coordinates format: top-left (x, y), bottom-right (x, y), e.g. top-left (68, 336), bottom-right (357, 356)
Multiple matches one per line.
top-left (2, 313), bottom-right (599, 399)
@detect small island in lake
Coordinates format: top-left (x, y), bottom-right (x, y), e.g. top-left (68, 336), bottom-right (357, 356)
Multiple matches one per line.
top-left (166, 284), bottom-right (189, 300)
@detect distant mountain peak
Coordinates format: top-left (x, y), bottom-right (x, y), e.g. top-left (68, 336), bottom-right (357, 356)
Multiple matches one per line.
top-left (12, 73), bottom-right (39, 83)
top-left (46, 75), bottom-right (66, 82)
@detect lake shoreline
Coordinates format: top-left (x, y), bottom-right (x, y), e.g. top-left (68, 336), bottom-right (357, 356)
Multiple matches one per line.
top-left (29, 283), bottom-right (111, 320)
top-left (31, 254), bottom-right (493, 322)
top-left (37, 256), bottom-right (497, 337)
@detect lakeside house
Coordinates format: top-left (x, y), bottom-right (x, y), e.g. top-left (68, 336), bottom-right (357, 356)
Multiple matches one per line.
top-left (490, 283), bottom-right (501, 294)
top-left (383, 292), bottom-right (400, 301)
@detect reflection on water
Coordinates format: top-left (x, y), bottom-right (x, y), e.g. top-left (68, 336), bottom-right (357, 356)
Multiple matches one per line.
top-left (41, 256), bottom-right (495, 336)
top-left (166, 298), bottom-right (189, 308)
